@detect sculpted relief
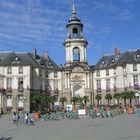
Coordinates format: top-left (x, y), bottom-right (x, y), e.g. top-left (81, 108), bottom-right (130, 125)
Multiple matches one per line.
top-left (72, 67), bottom-right (84, 72)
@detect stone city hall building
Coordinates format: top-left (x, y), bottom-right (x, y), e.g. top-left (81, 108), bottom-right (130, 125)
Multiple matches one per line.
top-left (0, 4), bottom-right (140, 113)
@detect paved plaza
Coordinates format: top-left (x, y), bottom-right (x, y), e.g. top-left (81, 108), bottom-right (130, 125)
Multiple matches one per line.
top-left (0, 114), bottom-right (140, 140)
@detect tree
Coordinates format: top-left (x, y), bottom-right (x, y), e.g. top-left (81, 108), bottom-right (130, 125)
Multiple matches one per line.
top-left (121, 91), bottom-right (129, 107)
top-left (50, 96), bottom-right (58, 111)
top-left (105, 94), bottom-right (112, 106)
top-left (127, 90), bottom-right (135, 107)
top-left (114, 93), bottom-right (121, 105)
top-left (32, 95), bottom-right (42, 111)
top-left (42, 95), bottom-right (51, 111)
top-left (71, 96), bottom-right (79, 110)
top-left (82, 96), bottom-right (89, 108)
top-left (60, 97), bottom-right (67, 109)
top-left (95, 94), bottom-right (102, 107)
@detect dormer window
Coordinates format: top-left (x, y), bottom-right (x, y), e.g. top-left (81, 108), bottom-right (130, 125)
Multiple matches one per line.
top-left (133, 64), bottom-right (137, 71)
top-left (15, 56), bottom-right (19, 61)
top-left (136, 54), bottom-right (140, 58)
top-left (19, 67), bottom-right (23, 74)
top-left (39, 60), bottom-right (44, 65)
top-left (7, 67), bottom-right (12, 74)
top-left (112, 59), bottom-right (115, 63)
top-left (48, 62), bottom-right (52, 66)
top-left (12, 56), bottom-right (20, 64)
top-left (102, 61), bottom-right (105, 64)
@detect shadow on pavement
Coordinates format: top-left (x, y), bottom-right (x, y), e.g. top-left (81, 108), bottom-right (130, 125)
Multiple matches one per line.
top-left (0, 137), bottom-right (13, 140)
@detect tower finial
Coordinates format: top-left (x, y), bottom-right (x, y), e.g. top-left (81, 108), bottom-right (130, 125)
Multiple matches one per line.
top-left (72, 0), bottom-right (75, 11)
top-left (71, 0), bottom-right (77, 20)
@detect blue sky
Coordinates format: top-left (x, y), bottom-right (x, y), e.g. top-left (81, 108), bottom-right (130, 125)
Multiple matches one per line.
top-left (0, 0), bottom-right (140, 65)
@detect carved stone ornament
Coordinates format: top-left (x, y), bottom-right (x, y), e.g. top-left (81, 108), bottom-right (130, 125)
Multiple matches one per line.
top-left (72, 67), bottom-right (83, 72)
top-left (72, 75), bottom-right (83, 80)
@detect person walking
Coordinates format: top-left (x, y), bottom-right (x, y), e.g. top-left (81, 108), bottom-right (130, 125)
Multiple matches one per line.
top-left (24, 113), bottom-right (29, 125)
top-left (12, 112), bottom-right (17, 126)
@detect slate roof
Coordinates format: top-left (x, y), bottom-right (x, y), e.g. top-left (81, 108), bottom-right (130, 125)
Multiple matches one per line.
top-left (94, 49), bottom-right (140, 70)
top-left (0, 51), bottom-right (61, 70)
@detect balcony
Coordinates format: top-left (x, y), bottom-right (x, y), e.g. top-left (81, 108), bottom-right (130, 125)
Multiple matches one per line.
top-left (18, 85), bottom-right (24, 92)
top-left (53, 88), bottom-right (59, 95)
top-left (106, 88), bottom-right (111, 92)
top-left (113, 86), bottom-right (117, 92)
top-left (134, 84), bottom-right (140, 90)
top-left (96, 87), bottom-right (102, 93)
top-left (6, 87), bottom-right (12, 92)
top-left (0, 87), bottom-right (6, 92)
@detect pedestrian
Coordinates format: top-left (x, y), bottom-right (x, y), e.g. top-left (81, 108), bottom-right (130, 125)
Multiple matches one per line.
top-left (12, 112), bottom-right (17, 126)
top-left (24, 113), bottom-right (29, 125)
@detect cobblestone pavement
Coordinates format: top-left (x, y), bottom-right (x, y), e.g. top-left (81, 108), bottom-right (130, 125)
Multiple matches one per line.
top-left (0, 114), bottom-right (140, 140)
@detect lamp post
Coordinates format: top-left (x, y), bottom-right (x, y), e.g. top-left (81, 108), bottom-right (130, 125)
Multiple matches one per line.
top-left (19, 95), bottom-right (26, 124)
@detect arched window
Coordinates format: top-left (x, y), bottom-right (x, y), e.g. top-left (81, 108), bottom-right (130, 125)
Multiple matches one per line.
top-left (72, 28), bottom-right (78, 38)
top-left (73, 47), bottom-right (80, 61)
top-left (19, 67), bottom-right (23, 74)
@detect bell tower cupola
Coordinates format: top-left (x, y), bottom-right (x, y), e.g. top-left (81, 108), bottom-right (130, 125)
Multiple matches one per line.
top-left (64, 1), bottom-right (88, 65)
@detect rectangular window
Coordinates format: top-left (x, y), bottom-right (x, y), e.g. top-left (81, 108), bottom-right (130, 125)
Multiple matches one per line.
top-left (96, 70), bottom-right (100, 77)
top-left (133, 75), bottom-right (138, 84)
top-left (133, 64), bottom-right (137, 71)
top-left (106, 69), bottom-right (109, 76)
top-left (106, 79), bottom-right (110, 89)
top-left (96, 80), bottom-right (101, 92)
top-left (96, 80), bottom-right (101, 88)
top-left (19, 67), bottom-right (23, 74)
top-left (54, 71), bottom-right (58, 78)
top-left (7, 67), bottom-right (12, 74)
top-left (7, 78), bottom-right (12, 88)
top-left (54, 81), bottom-right (58, 90)
top-left (18, 77), bottom-right (23, 88)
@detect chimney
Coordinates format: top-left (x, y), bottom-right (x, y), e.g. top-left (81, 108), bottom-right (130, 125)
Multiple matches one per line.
top-left (33, 49), bottom-right (37, 59)
top-left (44, 51), bottom-right (48, 59)
top-left (115, 48), bottom-right (120, 57)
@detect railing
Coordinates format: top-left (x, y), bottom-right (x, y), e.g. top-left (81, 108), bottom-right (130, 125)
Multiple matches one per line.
top-left (96, 87), bottom-right (102, 93)
top-left (18, 85), bottom-right (24, 92)
top-left (106, 88), bottom-right (111, 92)
top-left (134, 84), bottom-right (140, 90)
top-left (0, 88), bottom-right (6, 92)
top-left (53, 88), bottom-right (59, 95)
top-left (6, 87), bottom-right (12, 92)
top-left (113, 86), bottom-right (117, 92)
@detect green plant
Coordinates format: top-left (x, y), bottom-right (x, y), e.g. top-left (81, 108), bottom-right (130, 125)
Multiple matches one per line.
top-left (105, 93), bottom-right (112, 106)
top-left (71, 96), bottom-right (79, 110)
top-left (32, 95), bottom-right (42, 111)
top-left (50, 95), bottom-right (58, 111)
top-left (121, 91), bottom-right (129, 107)
top-left (127, 90), bottom-right (135, 107)
top-left (60, 97), bottom-right (67, 109)
top-left (95, 94), bottom-right (102, 107)
top-left (114, 93), bottom-right (121, 105)
top-left (82, 96), bottom-right (89, 108)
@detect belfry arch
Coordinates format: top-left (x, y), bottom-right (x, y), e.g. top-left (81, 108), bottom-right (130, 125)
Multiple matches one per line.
top-left (73, 47), bottom-right (80, 62)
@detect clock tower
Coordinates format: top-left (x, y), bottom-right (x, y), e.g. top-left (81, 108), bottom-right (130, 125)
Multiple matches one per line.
top-left (64, 2), bottom-right (88, 66)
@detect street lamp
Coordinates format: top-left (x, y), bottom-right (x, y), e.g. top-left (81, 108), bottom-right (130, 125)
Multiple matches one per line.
top-left (19, 95), bottom-right (26, 124)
